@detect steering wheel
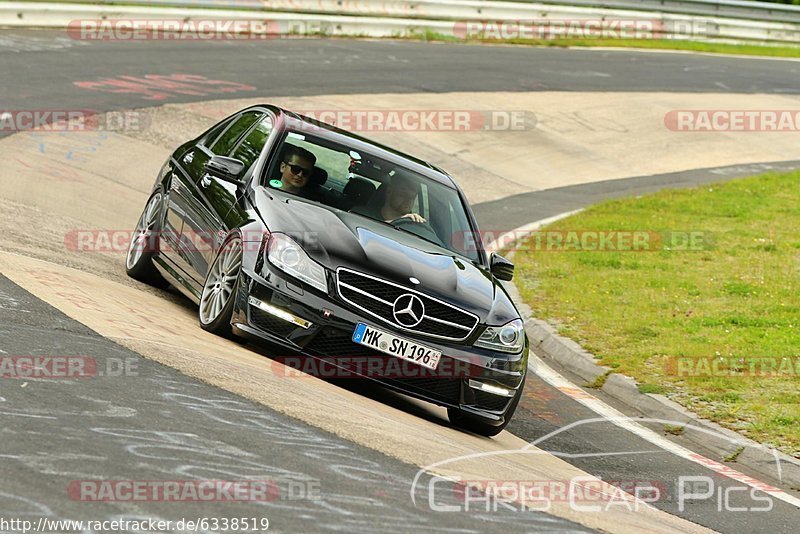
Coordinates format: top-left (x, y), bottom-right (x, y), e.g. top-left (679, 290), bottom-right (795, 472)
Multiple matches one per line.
top-left (390, 216), bottom-right (444, 246)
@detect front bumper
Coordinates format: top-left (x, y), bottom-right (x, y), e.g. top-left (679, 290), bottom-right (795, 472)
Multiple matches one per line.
top-left (231, 263), bottom-right (528, 424)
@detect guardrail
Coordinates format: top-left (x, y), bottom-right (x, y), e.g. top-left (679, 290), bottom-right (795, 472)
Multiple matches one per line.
top-left (21, 0), bottom-right (800, 23)
top-left (523, 0), bottom-right (800, 24)
top-left (2, 1), bottom-right (800, 45)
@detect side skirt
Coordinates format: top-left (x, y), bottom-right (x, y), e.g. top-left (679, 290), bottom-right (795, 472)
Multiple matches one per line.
top-left (153, 255), bottom-right (202, 305)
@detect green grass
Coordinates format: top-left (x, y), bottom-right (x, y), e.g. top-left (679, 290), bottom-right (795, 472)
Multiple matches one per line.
top-left (514, 171), bottom-right (800, 457)
top-left (724, 446), bottom-right (746, 462)
top-left (585, 370), bottom-right (613, 389)
top-left (663, 424), bottom-right (685, 436)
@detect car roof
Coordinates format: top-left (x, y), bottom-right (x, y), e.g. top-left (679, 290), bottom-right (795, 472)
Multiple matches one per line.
top-left (253, 105), bottom-right (458, 189)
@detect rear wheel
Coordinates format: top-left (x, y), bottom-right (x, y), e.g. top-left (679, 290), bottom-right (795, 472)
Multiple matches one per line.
top-left (125, 191), bottom-right (167, 287)
top-left (448, 384), bottom-right (524, 437)
top-left (199, 235), bottom-right (243, 337)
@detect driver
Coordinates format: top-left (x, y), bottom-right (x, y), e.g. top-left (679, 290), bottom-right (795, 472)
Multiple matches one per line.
top-left (274, 145), bottom-right (316, 195)
top-left (354, 172), bottom-right (426, 224)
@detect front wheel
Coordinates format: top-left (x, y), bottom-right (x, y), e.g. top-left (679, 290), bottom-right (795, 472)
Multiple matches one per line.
top-left (126, 191), bottom-right (167, 287)
top-left (199, 235), bottom-right (243, 337)
top-left (448, 384), bottom-right (524, 437)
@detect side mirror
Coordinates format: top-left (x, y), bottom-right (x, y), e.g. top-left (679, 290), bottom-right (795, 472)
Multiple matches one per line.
top-left (490, 253), bottom-right (514, 281)
top-left (204, 155), bottom-right (246, 184)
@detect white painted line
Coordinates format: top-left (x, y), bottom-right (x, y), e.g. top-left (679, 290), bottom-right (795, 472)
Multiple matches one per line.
top-left (484, 208), bottom-right (583, 253)
top-left (0, 411), bottom-right (57, 420)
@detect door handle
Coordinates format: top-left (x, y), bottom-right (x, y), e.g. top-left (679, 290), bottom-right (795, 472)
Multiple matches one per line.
top-left (200, 174), bottom-right (212, 188)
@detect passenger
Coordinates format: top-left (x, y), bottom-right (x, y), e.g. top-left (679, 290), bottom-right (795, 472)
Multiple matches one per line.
top-left (353, 173), bottom-right (425, 224)
top-left (273, 145), bottom-right (316, 195)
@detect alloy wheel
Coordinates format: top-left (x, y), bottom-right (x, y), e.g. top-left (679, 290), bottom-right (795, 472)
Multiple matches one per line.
top-left (199, 237), bottom-right (243, 325)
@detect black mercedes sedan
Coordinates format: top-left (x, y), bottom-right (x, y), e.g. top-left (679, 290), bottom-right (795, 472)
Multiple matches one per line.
top-left (126, 105), bottom-right (528, 436)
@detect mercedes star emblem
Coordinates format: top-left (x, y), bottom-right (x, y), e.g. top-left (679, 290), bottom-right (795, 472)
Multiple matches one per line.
top-left (392, 294), bottom-right (425, 328)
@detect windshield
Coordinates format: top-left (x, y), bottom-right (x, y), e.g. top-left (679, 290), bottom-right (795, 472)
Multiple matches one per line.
top-left (264, 130), bottom-right (482, 262)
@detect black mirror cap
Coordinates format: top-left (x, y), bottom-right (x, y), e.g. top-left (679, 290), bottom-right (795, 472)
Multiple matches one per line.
top-left (205, 155), bottom-right (246, 183)
top-left (490, 253), bottom-right (514, 281)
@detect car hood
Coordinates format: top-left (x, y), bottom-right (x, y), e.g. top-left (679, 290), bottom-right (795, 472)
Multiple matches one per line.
top-left (254, 190), bottom-right (519, 324)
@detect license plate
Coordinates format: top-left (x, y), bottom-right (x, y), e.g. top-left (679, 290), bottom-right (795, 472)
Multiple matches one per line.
top-left (352, 322), bottom-right (441, 370)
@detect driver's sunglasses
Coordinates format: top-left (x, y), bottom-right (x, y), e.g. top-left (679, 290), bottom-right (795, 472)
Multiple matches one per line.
top-left (284, 161), bottom-right (312, 177)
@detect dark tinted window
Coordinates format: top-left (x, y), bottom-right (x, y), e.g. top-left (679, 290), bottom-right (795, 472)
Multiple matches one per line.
top-left (267, 131), bottom-right (480, 262)
top-left (200, 116), bottom-right (233, 148)
top-left (230, 115), bottom-right (273, 170)
top-left (210, 111), bottom-right (261, 156)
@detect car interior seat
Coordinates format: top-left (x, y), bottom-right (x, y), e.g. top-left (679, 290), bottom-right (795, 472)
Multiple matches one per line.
top-left (342, 177), bottom-right (377, 210)
top-left (303, 166), bottom-right (328, 202)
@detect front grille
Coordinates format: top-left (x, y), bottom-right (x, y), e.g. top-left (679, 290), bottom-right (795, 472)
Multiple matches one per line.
top-left (306, 327), bottom-right (462, 404)
top-left (473, 390), bottom-right (512, 412)
top-left (336, 268), bottom-right (478, 341)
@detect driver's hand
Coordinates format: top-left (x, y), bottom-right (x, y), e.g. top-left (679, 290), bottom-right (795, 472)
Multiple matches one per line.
top-left (400, 213), bottom-right (426, 223)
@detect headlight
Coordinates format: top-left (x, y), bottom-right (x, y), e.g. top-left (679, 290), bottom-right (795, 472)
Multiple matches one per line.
top-left (474, 318), bottom-right (525, 354)
top-left (266, 233), bottom-right (328, 293)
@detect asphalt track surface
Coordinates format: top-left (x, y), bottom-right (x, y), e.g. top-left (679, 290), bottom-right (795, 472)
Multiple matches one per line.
top-left (0, 273), bottom-right (590, 533)
top-left (1, 30), bottom-right (800, 137)
top-left (2, 30), bottom-right (800, 533)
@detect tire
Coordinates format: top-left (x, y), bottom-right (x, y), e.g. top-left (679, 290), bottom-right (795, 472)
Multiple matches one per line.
top-left (126, 191), bottom-right (168, 287)
top-left (199, 235), bottom-right (243, 337)
top-left (448, 383), bottom-right (524, 437)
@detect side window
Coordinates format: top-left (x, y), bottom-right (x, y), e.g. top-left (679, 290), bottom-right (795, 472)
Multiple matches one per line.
top-left (291, 137), bottom-right (352, 184)
top-left (210, 111), bottom-right (261, 156)
top-left (230, 116), bottom-right (273, 170)
top-left (200, 116), bottom-right (234, 148)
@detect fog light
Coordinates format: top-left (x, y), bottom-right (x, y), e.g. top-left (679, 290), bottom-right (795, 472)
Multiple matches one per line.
top-left (248, 296), bottom-right (312, 329)
top-left (468, 379), bottom-right (515, 397)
